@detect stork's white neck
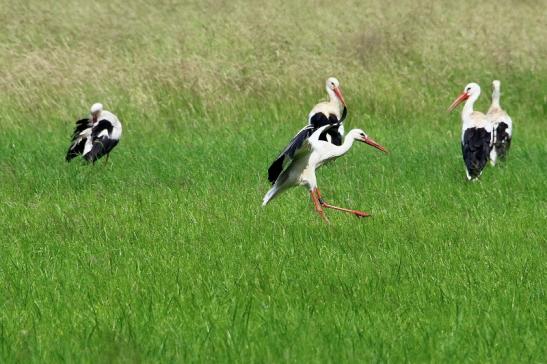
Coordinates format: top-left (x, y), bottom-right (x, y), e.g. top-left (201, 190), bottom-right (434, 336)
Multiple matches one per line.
top-left (490, 88), bottom-right (501, 110)
top-left (462, 92), bottom-right (480, 119)
top-left (326, 87), bottom-right (343, 109)
top-left (330, 133), bottom-right (357, 159)
top-left (91, 111), bottom-right (101, 123)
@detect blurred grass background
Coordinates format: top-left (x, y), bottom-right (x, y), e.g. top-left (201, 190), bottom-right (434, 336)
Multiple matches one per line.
top-left (1, 0), bottom-right (545, 124)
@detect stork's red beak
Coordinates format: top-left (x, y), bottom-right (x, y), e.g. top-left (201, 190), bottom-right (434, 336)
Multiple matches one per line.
top-left (360, 136), bottom-right (387, 153)
top-left (333, 87), bottom-right (346, 107)
top-left (447, 92), bottom-right (469, 112)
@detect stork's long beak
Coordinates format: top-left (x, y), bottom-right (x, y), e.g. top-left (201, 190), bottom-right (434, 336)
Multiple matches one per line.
top-left (447, 92), bottom-right (469, 112)
top-left (333, 87), bottom-right (347, 107)
top-left (360, 136), bottom-right (387, 153)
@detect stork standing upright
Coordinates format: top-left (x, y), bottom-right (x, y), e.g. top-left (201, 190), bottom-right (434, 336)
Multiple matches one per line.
top-left (263, 124), bottom-right (387, 223)
top-left (448, 83), bottom-right (493, 181)
top-left (487, 80), bottom-right (513, 165)
top-left (66, 103), bottom-right (122, 163)
top-left (267, 77), bottom-right (347, 184)
top-left (308, 77), bottom-right (347, 144)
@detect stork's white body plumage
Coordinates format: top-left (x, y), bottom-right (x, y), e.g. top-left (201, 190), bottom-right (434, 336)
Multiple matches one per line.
top-left (448, 83), bottom-right (493, 181)
top-left (308, 99), bottom-right (344, 122)
top-left (66, 103), bottom-right (122, 163)
top-left (487, 80), bottom-right (512, 165)
top-left (263, 125), bottom-right (387, 222)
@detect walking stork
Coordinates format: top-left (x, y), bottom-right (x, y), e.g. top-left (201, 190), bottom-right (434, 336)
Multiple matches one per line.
top-left (263, 123), bottom-right (387, 223)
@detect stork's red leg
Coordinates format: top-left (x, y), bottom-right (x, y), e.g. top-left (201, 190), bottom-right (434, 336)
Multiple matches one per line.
top-left (316, 188), bottom-right (370, 218)
top-left (310, 189), bottom-right (329, 224)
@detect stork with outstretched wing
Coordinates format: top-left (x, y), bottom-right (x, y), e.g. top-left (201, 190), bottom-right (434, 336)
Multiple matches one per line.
top-left (262, 123), bottom-right (387, 223)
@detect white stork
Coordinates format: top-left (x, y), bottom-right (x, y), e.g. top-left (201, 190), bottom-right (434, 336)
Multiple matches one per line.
top-left (263, 123), bottom-right (387, 223)
top-left (66, 103), bottom-right (122, 163)
top-left (487, 80), bottom-right (513, 165)
top-left (448, 83), bottom-right (493, 181)
top-left (267, 77), bottom-right (347, 183)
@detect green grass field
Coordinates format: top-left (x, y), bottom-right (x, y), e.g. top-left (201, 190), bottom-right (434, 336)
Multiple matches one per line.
top-left (1, 0), bottom-right (546, 362)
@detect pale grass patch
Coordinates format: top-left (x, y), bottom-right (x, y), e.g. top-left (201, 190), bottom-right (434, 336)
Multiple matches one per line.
top-left (0, 0), bottom-right (545, 127)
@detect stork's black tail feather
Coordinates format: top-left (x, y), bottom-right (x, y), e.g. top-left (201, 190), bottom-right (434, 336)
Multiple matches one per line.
top-left (268, 156), bottom-right (285, 184)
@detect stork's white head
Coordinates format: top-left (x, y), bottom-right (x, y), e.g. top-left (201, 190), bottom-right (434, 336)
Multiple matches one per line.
top-left (90, 103), bottom-right (103, 123)
top-left (447, 83), bottom-right (481, 112)
top-left (326, 77), bottom-right (346, 107)
top-left (348, 128), bottom-right (387, 153)
top-left (90, 103), bottom-right (103, 114)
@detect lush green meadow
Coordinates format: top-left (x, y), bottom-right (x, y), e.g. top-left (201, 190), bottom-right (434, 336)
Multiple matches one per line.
top-left (1, 0), bottom-right (546, 362)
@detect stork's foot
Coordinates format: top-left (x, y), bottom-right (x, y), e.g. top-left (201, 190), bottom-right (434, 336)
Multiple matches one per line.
top-left (351, 210), bottom-right (370, 218)
top-left (320, 201), bottom-right (370, 218)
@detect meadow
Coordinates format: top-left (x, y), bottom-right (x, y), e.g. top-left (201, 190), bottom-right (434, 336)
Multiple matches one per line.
top-left (0, 0), bottom-right (546, 362)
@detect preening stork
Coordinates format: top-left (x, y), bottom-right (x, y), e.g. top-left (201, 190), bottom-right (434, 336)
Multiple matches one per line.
top-left (66, 103), bottom-right (122, 163)
top-left (267, 77), bottom-right (347, 184)
top-left (263, 123), bottom-right (387, 223)
top-left (448, 83), bottom-right (493, 181)
top-left (487, 80), bottom-right (512, 165)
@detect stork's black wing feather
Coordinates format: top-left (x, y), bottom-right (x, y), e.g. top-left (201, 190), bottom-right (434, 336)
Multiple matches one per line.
top-left (310, 112), bottom-right (345, 146)
top-left (66, 118), bottom-right (91, 161)
top-left (70, 118), bottom-right (91, 140)
top-left (267, 121), bottom-right (344, 184)
top-left (340, 106), bottom-right (347, 123)
top-left (321, 114), bottom-right (343, 145)
top-left (84, 137), bottom-right (119, 163)
top-left (494, 122), bottom-right (511, 159)
top-left (81, 120), bottom-right (117, 163)
top-left (462, 127), bottom-right (492, 179)
top-left (309, 113), bottom-right (336, 128)
top-left (66, 139), bottom-right (87, 161)
top-left (267, 125), bottom-right (314, 184)
top-left (91, 119), bottom-right (114, 139)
